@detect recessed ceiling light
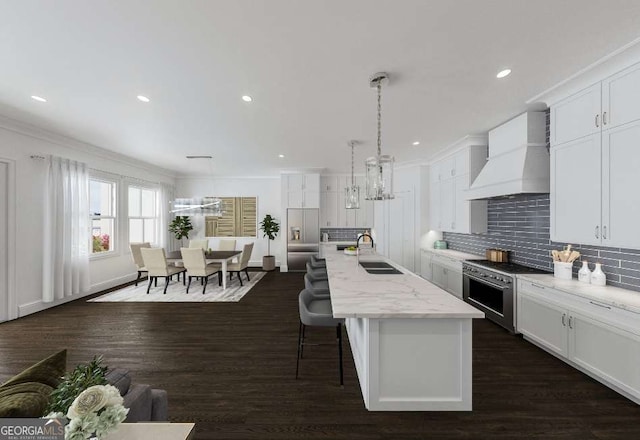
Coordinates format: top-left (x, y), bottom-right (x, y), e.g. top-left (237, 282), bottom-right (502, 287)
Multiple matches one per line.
top-left (496, 69), bottom-right (512, 79)
top-left (412, 141), bottom-right (420, 146)
top-left (278, 154), bottom-right (284, 158)
top-left (137, 95), bottom-right (150, 102)
top-left (242, 95), bottom-right (253, 102)
top-left (31, 95), bottom-right (47, 102)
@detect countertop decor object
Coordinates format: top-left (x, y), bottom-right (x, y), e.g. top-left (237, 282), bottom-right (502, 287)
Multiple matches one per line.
top-left (591, 262), bottom-right (607, 286)
top-left (554, 261), bottom-right (573, 279)
top-left (433, 240), bottom-right (448, 249)
top-left (578, 261), bottom-right (592, 283)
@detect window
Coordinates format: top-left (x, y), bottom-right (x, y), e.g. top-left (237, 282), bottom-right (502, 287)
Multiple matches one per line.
top-left (128, 186), bottom-right (158, 244)
top-left (90, 179), bottom-right (116, 255)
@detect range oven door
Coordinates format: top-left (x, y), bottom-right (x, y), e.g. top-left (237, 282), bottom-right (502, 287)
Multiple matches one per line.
top-left (463, 274), bottom-right (515, 333)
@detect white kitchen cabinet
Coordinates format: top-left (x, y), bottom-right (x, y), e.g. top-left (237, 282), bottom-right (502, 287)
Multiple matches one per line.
top-left (551, 118), bottom-right (640, 249)
top-left (517, 291), bottom-right (569, 357)
top-left (420, 250), bottom-right (432, 281)
top-left (430, 254), bottom-right (463, 299)
top-left (602, 120), bottom-right (640, 248)
top-left (602, 62), bottom-right (640, 130)
top-left (550, 133), bottom-right (601, 245)
top-left (320, 175), bottom-right (339, 192)
top-left (551, 83), bottom-right (601, 146)
top-left (429, 144), bottom-right (487, 234)
top-left (283, 173), bottom-right (320, 208)
top-left (320, 191), bottom-right (338, 227)
top-left (552, 62), bottom-right (640, 147)
top-left (517, 280), bottom-right (640, 404)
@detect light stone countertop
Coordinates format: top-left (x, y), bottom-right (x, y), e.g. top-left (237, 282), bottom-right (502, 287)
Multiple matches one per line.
top-left (421, 248), bottom-right (485, 261)
top-left (325, 248), bottom-right (485, 319)
top-left (517, 273), bottom-right (640, 315)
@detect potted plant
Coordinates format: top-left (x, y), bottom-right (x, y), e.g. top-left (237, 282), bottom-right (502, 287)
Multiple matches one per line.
top-left (259, 214), bottom-right (279, 271)
top-left (168, 216), bottom-right (193, 247)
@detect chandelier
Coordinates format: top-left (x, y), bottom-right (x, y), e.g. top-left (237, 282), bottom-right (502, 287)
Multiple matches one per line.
top-left (345, 140), bottom-right (360, 209)
top-left (364, 72), bottom-right (394, 201)
top-left (169, 197), bottom-right (223, 216)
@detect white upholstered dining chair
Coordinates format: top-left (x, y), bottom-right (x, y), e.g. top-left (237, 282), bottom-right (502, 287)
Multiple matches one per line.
top-left (189, 239), bottom-right (209, 250)
top-left (217, 239), bottom-right (236, 251)
top-left (227, 242), bottom-right (254, 286)
top-left (181, 247), bottom-right (221, 294)
top-left (140, 248), bottom-right (186, 294)
top-left (130, 242), bottom-right (151, 286)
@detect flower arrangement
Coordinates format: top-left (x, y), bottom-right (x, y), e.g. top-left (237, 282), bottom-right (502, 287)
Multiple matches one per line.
top-left (92, 234), bottom-right (110, 253)
top-left (46, 385), bottom-right (128, 440)
top-left (45, 357), bottom-right (128, 440)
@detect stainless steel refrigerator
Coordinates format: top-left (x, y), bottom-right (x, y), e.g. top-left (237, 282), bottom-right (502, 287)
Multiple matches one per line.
top-left (286, 208), bottom-right (320, 272)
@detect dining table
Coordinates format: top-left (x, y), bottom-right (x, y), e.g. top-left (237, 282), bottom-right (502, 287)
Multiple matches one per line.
top-left (166, 250), bottom-right (241, 290)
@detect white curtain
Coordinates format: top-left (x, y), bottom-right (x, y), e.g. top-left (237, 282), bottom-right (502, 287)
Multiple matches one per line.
top-left (157, 182), bottom-right (176, 251)
top-left (42, 157), bottom-right (90, 302)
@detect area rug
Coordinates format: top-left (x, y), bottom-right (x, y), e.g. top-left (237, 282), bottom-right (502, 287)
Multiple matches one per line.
top-left (88, 272), bottom-right (266, 303)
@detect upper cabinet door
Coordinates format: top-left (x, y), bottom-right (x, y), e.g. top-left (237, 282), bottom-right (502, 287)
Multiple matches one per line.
top-left (320, 191), bottom-right (338, 227)
top-left (321, 176), bottom-right (339, 192)
top-left (287, 174), bottom-right (304, 192)
top-left (454, 174), bottom-right (469, 233)
top-left (550, 134), bottom-right (602, 245)
top-left (602, 62), bottom-right (640, 130)
top-left (287, 191), bottom-right (304, 208)
top-left (429, 181), bottom-right (441, 230)
top-left (303, 174), bottom-right (320, 192)
top-left (602, 120), bottom-right (640, 249)
top-left (303, 191), bottom-right (320, 209)
top-left (439, 178), bottom-right (455, 232)
top-left (551, 83), bottom-right (601, 146)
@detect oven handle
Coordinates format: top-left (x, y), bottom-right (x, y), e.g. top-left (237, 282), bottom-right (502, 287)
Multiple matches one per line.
top-left (464, 274), bottom-right (510, 290)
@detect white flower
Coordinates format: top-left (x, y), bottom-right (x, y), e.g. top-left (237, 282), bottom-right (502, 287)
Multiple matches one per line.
top-left (103, 384), bottom-right (124, 407)
top-left (95, 405), bottom-right (129, 438)
top-left (43, 411), bottom-right (65, 419)
top-left (67, 385), bottom-right (108, 419)
top-left (65, 412), bottom-right (99, 440)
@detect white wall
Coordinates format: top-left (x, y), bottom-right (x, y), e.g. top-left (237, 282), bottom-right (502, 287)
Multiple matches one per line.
top-left (0, 117), bottom-right (175, 319)
top-left (175, 176), bottom-right (282, 266)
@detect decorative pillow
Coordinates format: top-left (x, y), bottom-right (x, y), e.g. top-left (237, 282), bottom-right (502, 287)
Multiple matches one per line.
top-left (0, 381), bottom-right (53, 417)
top-left (1, 350), bottom-right (67, 389)
top-left (0, 350), bottom-right (67, 417)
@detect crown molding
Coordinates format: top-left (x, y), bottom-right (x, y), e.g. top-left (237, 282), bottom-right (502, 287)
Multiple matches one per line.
top-left (527, 36), bottom-right (640, 106)
top-left (0, 114), bottom-right (177, 179)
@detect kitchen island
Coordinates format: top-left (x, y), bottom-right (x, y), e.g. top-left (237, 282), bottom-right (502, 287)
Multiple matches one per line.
top-left (324, 246), bottom-right (484, 411)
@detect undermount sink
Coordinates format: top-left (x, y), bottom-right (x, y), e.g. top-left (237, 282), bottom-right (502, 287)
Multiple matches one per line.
top-left (359, 261), bottom-right (403, 275)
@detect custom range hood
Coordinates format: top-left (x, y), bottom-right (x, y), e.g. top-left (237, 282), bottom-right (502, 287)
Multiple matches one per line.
top-left (466, 111), bottom-right (549, 200)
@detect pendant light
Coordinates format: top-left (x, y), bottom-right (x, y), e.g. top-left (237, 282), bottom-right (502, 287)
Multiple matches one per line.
top-left (364, 72), bottom-right (394, 201)
top-left (169, 157), bottom-right (223, 216)
top-left (345, 140), bottom-right (360, 209)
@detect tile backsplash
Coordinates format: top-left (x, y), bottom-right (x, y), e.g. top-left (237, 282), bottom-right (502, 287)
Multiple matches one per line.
top-left (443, 194), bottom-right (640, 293)
top-left (320, 228), bottom-right (370, 242)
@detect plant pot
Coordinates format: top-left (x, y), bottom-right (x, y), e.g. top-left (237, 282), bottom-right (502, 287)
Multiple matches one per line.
top-left (262, 255), bottom-right (276, 271)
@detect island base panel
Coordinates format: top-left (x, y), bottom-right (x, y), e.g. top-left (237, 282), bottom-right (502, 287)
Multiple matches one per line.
top-left (345, 317), bottom-right (473, 411)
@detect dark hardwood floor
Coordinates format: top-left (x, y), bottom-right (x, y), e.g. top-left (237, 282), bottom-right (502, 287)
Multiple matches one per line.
top-left (1, 270), bottom-right (639, 439)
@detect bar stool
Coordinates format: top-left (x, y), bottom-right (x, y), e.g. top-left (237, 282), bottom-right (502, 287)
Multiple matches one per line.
top-left (306, 262), bottom-right (328, 280)
top-left (295, 289), bottom-right (344, 386)
top-left (304, 273), bottom-right (330, 297)
top-left (309, 254), bottom-right (326, 269)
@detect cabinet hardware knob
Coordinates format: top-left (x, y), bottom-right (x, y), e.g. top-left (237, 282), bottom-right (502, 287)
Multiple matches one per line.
top-left (603, 111), bottom-right (608, 125)
top-left (561, 313), bottom-right (566, 326)
top-left (595, 226), bottom-right (600, 239)
top-left (595, 114), bottom-right (600, 128)
top-left (603, 225), bottom-right (607, 239)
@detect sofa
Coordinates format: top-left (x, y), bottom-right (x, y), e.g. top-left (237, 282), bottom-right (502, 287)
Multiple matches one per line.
top-left (0, 350), bottom-right (168, 421)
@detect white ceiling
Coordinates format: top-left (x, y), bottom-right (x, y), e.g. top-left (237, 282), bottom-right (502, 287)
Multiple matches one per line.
top-left (1, 0), bottom-right (640, 176)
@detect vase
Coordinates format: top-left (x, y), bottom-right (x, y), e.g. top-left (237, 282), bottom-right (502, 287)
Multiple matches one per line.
top-left (591, 262), bottom-right (606, 286)
top-left (578, 261), bottom-right (591, 283)
top-left (262, 255), bottom-right (276, 271)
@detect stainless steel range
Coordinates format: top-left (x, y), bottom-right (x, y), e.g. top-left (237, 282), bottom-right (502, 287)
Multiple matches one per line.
top-left (462, 260), bottom-right (549, 333)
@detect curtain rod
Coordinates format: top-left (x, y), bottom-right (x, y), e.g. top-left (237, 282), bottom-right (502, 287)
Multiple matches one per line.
top-left (30, 153), bottom-right (171, 187)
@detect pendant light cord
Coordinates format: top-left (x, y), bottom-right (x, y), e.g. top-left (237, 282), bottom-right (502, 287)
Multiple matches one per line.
top-left (377, 82), bottom-right (382, 157)
top-left (351, 141), bottom-right (355, 186)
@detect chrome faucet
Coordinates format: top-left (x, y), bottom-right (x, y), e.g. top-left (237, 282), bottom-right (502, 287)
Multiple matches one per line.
top-left (356, 233), bottom-right (375, 265)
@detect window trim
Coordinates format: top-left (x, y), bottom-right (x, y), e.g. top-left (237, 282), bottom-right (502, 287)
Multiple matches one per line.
top-left (127, 184), bottom-right (160, 246)
top-left (89, 175), bottom-right (119, 259)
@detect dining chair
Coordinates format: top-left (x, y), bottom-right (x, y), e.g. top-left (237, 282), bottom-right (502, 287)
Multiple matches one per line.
top-left (140, 248), bottom-right (186, 294)
top-left (189, 239), bottom-right (209, 250)
top-left (181, 247), bottom-right (221, 294)
top-left (217, 239), bottom-right (236, 251)
top-left (226, 243), bottom-right (254, 286)
top-left (130, 242), bottom-right (151, 286)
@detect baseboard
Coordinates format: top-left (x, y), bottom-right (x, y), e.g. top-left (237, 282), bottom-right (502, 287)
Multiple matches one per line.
top-left (17, 274), bottom-right (138, 318)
